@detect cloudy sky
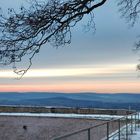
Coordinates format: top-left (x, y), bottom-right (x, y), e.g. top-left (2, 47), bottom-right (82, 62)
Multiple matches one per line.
top-left (0, 0), bottom-right (140, 93)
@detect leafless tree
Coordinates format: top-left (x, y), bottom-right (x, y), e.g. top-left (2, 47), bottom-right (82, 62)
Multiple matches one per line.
top-left (117, 0), bottom-right (140, 70)
top-left (0, 0), bottom-right (140, 77)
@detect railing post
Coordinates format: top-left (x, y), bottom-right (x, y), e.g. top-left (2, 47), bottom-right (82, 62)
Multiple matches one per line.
top-left (131, 115), bottom-right (133, 135)
top-left (126, 116), bottom-right (128, 140)
top-left (118, 119), bottom-right (121, 140)
top-left (107, 122), bottom-right (109, 140)
top-left (138, 112), bottom-right (140, 128)
top-left (88, 128), bottom-right (91, 140)
top-left (135, 114), bottom-right (137, 131)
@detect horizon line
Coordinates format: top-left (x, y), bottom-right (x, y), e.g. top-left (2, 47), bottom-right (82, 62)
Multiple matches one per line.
top-left (0, 91), bottom-right (139, 94)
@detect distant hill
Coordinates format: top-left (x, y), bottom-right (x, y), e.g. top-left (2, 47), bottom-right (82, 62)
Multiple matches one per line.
top-left (0, 92), bottom-right (139, 110)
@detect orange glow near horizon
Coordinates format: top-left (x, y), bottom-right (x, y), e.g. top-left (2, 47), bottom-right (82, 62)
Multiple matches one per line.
top-left (0, 81), bottom-right (140, 93)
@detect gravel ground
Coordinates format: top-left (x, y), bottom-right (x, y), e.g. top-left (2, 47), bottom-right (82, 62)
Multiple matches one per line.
top-left (0, 115), bottom-right (106, 140)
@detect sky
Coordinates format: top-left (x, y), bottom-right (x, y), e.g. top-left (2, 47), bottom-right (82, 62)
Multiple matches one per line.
top-left (0, 0), bottom-right (140, 93)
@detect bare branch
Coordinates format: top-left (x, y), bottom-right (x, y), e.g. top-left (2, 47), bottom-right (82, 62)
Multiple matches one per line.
top-left (0, 0), bottom-right (107, 77)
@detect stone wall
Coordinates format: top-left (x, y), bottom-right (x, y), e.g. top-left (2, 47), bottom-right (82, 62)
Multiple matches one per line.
top-left (0, 106), bottom-right (135, 115)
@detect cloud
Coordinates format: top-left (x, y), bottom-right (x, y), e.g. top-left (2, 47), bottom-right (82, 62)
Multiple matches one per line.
top-left (0, 64), bottom-right (136, 79)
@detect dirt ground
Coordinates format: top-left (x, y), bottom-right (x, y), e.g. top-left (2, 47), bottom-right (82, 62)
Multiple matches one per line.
top-left (0, 115), bottom-right (108, 140)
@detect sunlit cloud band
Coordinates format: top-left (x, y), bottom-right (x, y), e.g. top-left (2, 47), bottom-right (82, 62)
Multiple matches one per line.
top-left (0, 64), bottom-right (136, 78)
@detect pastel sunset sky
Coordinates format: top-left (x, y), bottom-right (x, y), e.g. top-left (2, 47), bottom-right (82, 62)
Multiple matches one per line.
top-left (0, 0), bottom-right (140, 93)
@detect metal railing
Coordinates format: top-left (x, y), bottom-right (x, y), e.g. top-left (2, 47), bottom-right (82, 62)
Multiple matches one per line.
top-left (53, 112), bottom-right (140, 140)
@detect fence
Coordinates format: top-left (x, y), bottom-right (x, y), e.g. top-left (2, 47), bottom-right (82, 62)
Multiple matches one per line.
top-left (53, 112), bottom-right (140, 140)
